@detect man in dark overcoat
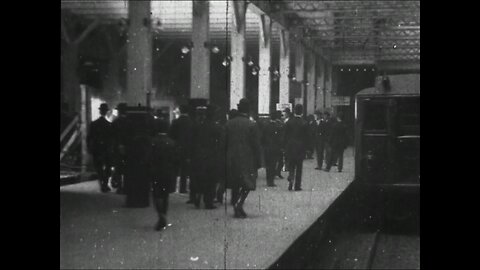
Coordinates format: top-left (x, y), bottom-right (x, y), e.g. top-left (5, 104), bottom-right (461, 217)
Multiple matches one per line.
top-left (216, 109), bottom-right (239, 205)
top-left (225, 98), bottom-right (262, 218)
top-left (168, 105), bottom-right (194, 198)
top-left (284, 104), bottom-right (309, 191)
top-left (274, 110), bottom-right (285, 179)
top-left (87, 103), bottom-right (114, 193)
top-left (305, 114), bottom-right (316, 159)
top-left (323, 111), bottom-right (336, 170)
top-left (325, 113), bottom-right (349, 172)
top-left (124, 108), bottom-right (155, 208)
top-left (190, 105), bottom-right (222, 209)
top-left (149, 119), bottom-right (178, 230)
top-left (314, 110), bottom-right (328, 170)
top-left (261, 111), bottom-right (283, 187)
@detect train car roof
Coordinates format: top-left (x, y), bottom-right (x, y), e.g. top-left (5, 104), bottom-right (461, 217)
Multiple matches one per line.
top-left (356, 73), bottom-right (420, 97)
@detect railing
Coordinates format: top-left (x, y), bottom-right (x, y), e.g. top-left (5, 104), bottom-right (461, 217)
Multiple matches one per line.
top-left (60, 115), bottom-right (79, 143)
top-left (60, 85), bottom-right (90, 184)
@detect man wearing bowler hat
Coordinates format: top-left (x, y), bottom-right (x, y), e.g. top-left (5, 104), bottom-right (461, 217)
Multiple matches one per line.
top-left (87, 103), bottom-right (114, 193)
top-left (284, 104), bottom-right (309, 191)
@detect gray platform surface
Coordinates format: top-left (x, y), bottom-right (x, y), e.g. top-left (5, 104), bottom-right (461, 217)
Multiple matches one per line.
top-left (60, 148), bottom-right (354, 269)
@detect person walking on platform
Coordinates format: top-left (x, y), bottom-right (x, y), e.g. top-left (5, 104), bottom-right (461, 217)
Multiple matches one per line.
top-left (87, 103), bottom-right (114, 193)
top-left (111, 103), bottom-right (129, 194)
top-left (274, 111), bottom-right (286, 179)
top-left (168, 105), bottom-right (193, 198)
top-left (323, 111), bottom-right (335, 169)
top-left (284, 104), bottom-right (309, 191)
top-left (225, 98), bottom-right (262, 218)
top-left (325, 113), bottom-right (349, 172)
top-left (216, 109), bottom-right (239, 205)
top-left (314, 110), bottom-right (328, 170)
top-left (124, 109), bottom-right (155, 208)
top-left (305, 114), bottom-right (316, 159)
top-left (261, 111), bottom-right (283, 187)
top-left (149, 119), bottom-right (178, 231)
top-left (87, 103), bottom-right (113, 193)
top-left (278, 108), bottom-right (291, 174)
top-left (190, 105), bottom-right (222, 209)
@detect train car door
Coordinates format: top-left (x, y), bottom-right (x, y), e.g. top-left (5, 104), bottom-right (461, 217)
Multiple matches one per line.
top-left (358, 97), bottom-right (390, 185)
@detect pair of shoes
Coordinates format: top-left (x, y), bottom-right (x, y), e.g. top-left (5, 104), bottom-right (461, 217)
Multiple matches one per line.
top-left (315, 167), bottom-right (322, 170)
top-left (179, 190), bottom-right (188, 194)
top-left (323, 169), bottom-right (330, 172)
top-left (288, 182), bottom-right (293, 191)
top-left (338, 170), bottom-right (342, 172)
top-left (154, 216), bottom-right (167, 231)
top-left (186, 200), bottom-right (194, 204)
top-left (214, 199), bottom-right (223, 204)
top-left (267, 184), bottom-right (277, 187)
top-left (294, 187), bottom-right (302, 191)
top-left (233, 205), bottom-right (247, 218)
top-left (205, 204), bottom-right (217, 210)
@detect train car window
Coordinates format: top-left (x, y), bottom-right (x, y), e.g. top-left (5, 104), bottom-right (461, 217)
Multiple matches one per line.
top-left (363, 100), bottom-right (388, 132)
top-left (397, 97), bottom-right (420, 136)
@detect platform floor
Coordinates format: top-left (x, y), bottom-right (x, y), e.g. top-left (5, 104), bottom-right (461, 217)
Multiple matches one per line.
top-left (60, 148), bottom-right (355, 269)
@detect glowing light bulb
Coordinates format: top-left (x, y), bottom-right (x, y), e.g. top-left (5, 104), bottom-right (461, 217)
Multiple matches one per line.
top-left (211, 46), bottom-right (220, 54)
top-left (181, 46), bottom-right (190, 54)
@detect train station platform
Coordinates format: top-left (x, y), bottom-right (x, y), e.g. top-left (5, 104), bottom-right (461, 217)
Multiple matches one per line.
top-left (60, 148), bottom-right (355, 269)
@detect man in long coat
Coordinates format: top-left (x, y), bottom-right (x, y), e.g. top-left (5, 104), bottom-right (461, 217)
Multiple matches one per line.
top-left (225, 98), bottom-right (262, 218)
top-left (190, 105), bottom-right (222, 209)
top-left (168, 105), bottom-right (193, 198)
top-left (325, 113), bottom-right (349, 172)
top-left (284, 104), bottom-right (309, 191)
top-left (149, 119), bottom-right (178, 230)
top-left (87, 103), bottom-right (113, 193)
top-left (261, 111), bottom-right (283, 187)
top-left (314, 110), bottom-right (328, 170)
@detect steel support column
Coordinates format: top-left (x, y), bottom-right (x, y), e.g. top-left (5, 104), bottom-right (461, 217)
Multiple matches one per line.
top-left (306, 51), bottom-right (316, 115)
top-left (190, 1), bottom-right (210, 100)
top-left (258, 14), bottom-right (272, 116)
top-left (230, 0), bottom-right (247, 110)
top-left (126, 0), bottom-right (152, 106)
top-left (279, 28), bottom-right (290, 105)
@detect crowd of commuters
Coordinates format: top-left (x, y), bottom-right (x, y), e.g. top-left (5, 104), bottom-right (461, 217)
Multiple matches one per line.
top-left (86, 99), bottom-right (349, 230)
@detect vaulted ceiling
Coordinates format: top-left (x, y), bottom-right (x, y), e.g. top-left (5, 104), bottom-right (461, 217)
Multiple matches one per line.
top-left (61, 0), bottom-right (420, 65)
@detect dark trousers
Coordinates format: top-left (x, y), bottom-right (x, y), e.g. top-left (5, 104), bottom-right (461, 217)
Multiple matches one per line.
top-left (287, 158), bottom-right (303, 189)
top-left (176, 157), bottom-right (190, 193)
top-left (153, 192), bottom-right (169, 215)
top-left (276, 152), bottom-right (285, 174)
top-left (315, 139), bottom-right (326, 168)
top-left (111, 155), bottom-right (126, 191)
top-left (93, 155), bottom-right (111, 189)
top-left (191, 167), bottom-right (217, 206)
top-left (198, 181), bottom-right (216, 206)
top-left (231, 187), bottom-right (240, 205)
top-left (265, 148), bottom-right (280, 185)
top-left (326, 146), bottom-right (345, 171)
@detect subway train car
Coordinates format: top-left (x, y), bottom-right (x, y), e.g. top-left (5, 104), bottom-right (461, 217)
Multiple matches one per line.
top-left (354, 73), bottom-right (420, 229)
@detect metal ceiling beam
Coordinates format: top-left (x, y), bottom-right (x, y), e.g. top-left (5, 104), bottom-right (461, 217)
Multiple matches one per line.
top-left (247, 0), bottom-right (289, 30)
top-left (279, 10), bottom-right (419, 18)
top-left (311, 36), bottom-right (419, 40)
